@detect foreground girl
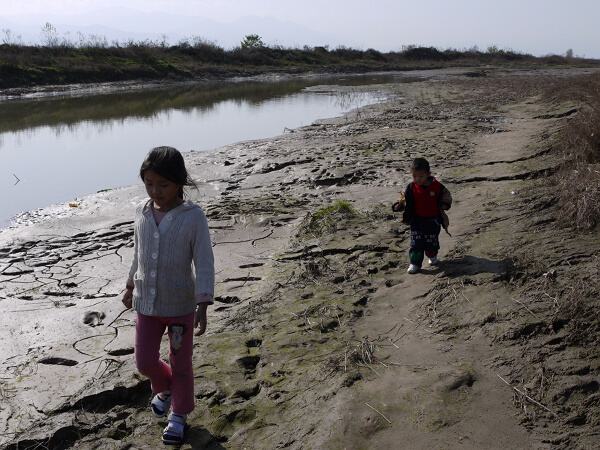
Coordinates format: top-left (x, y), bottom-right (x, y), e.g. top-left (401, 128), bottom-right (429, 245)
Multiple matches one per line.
top-left (122, 146), bottom-right (214, 445)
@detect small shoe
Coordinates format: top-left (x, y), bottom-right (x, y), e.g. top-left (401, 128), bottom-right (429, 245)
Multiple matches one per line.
top-left (151, 392), bottom-right (172, 418)
top-left (407, 264), bottom-right (420, 274)
top-left (428, 256), bottom-right (439, 265)
top-left (162, 413), bottom-right (186, 445)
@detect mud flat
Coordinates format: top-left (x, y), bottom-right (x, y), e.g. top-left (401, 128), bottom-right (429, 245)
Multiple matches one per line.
top-left (1, 67), bottom-right (599, 449)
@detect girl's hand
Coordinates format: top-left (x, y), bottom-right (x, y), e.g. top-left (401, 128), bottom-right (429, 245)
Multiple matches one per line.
top-left (194, 303), bottom-right (208, 336)
top-left (122, 287), bottom-right (133, 309)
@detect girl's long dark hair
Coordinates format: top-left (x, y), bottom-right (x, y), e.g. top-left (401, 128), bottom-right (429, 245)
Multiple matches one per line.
top-left (139, 146), bottom-right (197, 199)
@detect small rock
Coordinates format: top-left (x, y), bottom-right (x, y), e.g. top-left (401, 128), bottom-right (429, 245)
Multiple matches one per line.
top-left (82, 311), bottom-right (106, 326)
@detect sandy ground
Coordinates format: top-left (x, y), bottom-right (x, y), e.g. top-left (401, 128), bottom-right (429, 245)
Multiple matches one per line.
top-left (1, 68), bottom-right (599, 449)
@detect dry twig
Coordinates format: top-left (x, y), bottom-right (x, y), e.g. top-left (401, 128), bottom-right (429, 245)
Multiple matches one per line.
top-left (497, 374), bottom-right (560, 419)
top-left (365, 402), bottom-right (392, 424)
top-left (511, 297), bottom-right (541, 319)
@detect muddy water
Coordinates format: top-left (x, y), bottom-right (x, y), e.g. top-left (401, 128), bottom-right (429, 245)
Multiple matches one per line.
top-left (0, 73), bottom-right (423, 228)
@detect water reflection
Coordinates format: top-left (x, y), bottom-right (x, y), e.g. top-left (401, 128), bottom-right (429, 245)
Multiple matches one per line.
top-left (1, 74), bottom-right (409, 135)
top-left (1, 73), bottom-right (418, 227)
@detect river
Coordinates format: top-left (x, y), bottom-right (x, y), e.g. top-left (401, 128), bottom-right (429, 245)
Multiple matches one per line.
top-left (0, 73), bottom-right (418, 228)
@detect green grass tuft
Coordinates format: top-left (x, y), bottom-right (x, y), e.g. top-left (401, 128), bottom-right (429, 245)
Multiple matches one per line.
top-left (298, 200), bottom-right (358, 238)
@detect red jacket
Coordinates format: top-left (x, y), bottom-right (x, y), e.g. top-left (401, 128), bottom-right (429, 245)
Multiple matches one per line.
top-left (395, 177), bottom-right (453, 233)
top-left (413, 178), bottom-right (443, 218)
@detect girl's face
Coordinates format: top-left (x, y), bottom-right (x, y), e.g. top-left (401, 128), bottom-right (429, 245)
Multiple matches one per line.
top-left (143, 170), bottom-right (183, 211)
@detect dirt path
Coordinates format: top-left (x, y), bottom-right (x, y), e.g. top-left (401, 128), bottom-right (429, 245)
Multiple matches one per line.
top-left (1, 68), bottom-right (599, 449)
top-left (320, 96), bottom-right (562, 449)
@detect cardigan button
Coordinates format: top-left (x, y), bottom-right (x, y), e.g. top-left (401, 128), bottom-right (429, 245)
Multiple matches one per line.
top-left (152, 253), bottom-right (158, 259)
top-left (150, 288), bottom-right (156, 295)
top-left (151, 271), bottom-right (156, 277)
top-left (154, 232), bottom-right (159, 239)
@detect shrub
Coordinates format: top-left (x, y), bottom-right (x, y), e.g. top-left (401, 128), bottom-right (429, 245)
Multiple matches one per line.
top-left (175, 36), bottom-right (225, 62)
top-left (332, 46), bottom-right (364, 60)
top-left (365, 48), bottom-right (386, 61)
top-left (403, 46), bottom-right (447, 61)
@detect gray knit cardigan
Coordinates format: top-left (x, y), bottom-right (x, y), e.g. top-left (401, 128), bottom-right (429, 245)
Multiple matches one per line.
top-left (128, 200), bottom-right (215, 317)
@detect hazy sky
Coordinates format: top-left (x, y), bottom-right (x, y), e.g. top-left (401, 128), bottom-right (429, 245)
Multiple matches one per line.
top-left (2, 0), bottom-right (599, 58)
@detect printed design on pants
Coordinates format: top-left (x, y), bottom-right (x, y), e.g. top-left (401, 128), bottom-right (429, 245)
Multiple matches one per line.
top-left (410, 251), bottom-right (423, 262)
top-left (169, 323), bottom-right (188, 355)
top-left (424, 233), bottom-right (439, 246)
top-left (410, 220), bottom-right (441, 267)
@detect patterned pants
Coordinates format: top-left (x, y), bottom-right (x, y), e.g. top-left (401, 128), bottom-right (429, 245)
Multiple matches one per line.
top-left (409, 217), bottom-right (441, 267)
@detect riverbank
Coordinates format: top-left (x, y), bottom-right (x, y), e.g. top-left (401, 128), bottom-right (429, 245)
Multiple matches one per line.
top-left (3, 39), bottom-right (599, 91)
top-left (1, 68), bottom-right (599, 449)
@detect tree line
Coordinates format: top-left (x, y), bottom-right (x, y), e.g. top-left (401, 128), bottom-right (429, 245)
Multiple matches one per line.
top-left (0, 26), bottom-right (596, 89)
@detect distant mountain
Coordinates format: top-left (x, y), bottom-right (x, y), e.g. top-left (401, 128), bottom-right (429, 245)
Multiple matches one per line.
top-left (0, 9), bottom-right (358, 50)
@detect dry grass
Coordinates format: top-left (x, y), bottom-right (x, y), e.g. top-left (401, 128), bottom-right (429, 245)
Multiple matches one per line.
top-left (554, 163), bottom-right (600, 229)
top-left (325, 338), bottom-right (379, 373)
top-left (546, 72), bottom-right (600, 229)
top-left (554, 278), bottom-right (600, 348)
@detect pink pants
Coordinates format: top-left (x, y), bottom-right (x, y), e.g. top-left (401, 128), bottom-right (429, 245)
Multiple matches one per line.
top-left (135, 312), bottom-right (195, 415)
